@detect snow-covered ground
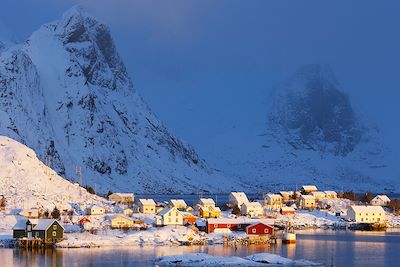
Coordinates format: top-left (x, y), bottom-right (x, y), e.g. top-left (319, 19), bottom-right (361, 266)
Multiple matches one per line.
top-left (155, 253), bottom-right (323, 266)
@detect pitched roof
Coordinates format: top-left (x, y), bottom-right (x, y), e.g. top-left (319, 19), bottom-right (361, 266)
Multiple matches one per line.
top-left (110, 214), bottom-right (134, 221)
top-left (280, 206), bottom-right (295, 211)
top-left (199, 198), bottom-right (215, 205)
top-left (245, 221), bottom-right (273, 230)
top-left (372, 195), bottom-right (391, 202)
top-left (33, 219), bottom-right (64, 231)
top-left (169, 199), bottom-right (187, 207)
top-left (230, 192), bottom-right (249, 202)
top-left (349, 205), bottom-right (385, 213)
top-left (207, 218), bottom-right (275, 225)
top-left (242, 202), bottom-right (262, 208)
top-left (324, 191), bottom-right (337, 195)
top-left (13, 219), bottom-right (28, 230)
top-left (158, 207), bottom-right (182, 217)
top-left (139, 199), bottom-right (156, 205)
top-left (266, 194), bottom-right (282, 198)
top-left (302, 185), bottom-right (318, 191)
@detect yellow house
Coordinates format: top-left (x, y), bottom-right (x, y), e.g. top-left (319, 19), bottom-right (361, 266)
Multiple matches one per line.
top-left (138, 199), bottom-right (156, 214)
top-left (122, 208), bottom-right (133, 216)
top-left (108, 193), bottom-right (134, 205)
top-left (298, 195), bottom-right (316, 210)
top-left (110, 215), bottom-right (143, 229)
top-left (199, 206), bottom-right (221, 218)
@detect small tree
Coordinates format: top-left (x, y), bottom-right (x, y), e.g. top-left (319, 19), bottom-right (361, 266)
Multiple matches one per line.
top-left (343, 191), bottom-right (357, 201)
top-left (106, 190), bottom-right (113, 198)
top-left (359, 192), bottom-right (373, 204)
top-left (43, 210), bottom-right (50, 218)
top-left (232, 205), bottom-right (241, 216)
top-left (0, 196), bottom-right (5, 211)
top-left (388, 199), bottom-right (400, 213)
top-left (85, 186), bottom-right (96, 195)
top-left (51, 207), bottom-right (61, 219)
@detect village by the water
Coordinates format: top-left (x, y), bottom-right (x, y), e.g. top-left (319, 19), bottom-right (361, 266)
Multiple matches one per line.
top-left (0, 185), bottom-right (399, 253)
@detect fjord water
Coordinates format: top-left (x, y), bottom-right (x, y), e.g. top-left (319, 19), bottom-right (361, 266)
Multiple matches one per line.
top-left (1, 229), bottom-right (399, 267)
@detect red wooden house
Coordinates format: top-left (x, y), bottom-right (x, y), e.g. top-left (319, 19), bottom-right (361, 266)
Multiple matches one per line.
top-left (206, 218), bottom-right (274, 234)
top-left (246, 222), bottom-right (274, 235)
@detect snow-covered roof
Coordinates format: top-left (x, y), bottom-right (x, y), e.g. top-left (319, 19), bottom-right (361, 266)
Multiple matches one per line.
top-left (169, 199), bottom-right (187, 207)
top-left (13, 219), bottom-right (28, 230)
top-left (280, 206), bottom-right (295, 211)
top-left (33, 219), bottom-right (64, 231)
top-left (207, 218), bottom-right (275, 225)
top-left (199, 198), bottom-right (215, 205)
top-left (242, 202), bottom-right (262, 208)
top-left (324, 191), bottom-right (337, 195)
top-left (279, 191), bottom-right (294, 195)
top-left (246, 221), bottom-right (273, 230)
top-left (349, 205), bottom-right (385, 213)
top-left (139, 199), bottom-right (156, 205)
top-left (158, 207), bottom-right (181, 217)
top-left (300, 195), bottom-right (315, 200)
top-left (230, 192), bottom-right (249, 202)
top-left (372, 195), bottom-right (391, 202)
top-left (302, 185), bottom-right (318, 191)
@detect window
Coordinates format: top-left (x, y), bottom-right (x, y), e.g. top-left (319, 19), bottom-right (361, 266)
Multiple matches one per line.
top-left (52, 231), bottom-right (56, 237)
top-left (176, 212), bottom-right (179, 216)
top-left (168, 218), bottom-right (171, 222)
top-left (252, 228), bottom-right (256, 233)
top-left (35, 232), bottom-right (39, 238)
top-left (361, 218), bottom-right (364, 222)
top-left (214, 224), bottom-right (218, 228)
top-left (227, 224), bottom-right (231, 228)
top-left (176, 218), bottom-right (178, 223)
top-left (264, 229), bottom-right (269, 234)
top-left (53, 225), bottom-right (57, 230)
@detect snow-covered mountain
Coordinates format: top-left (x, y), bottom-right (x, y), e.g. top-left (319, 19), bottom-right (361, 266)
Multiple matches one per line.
top-left (0, 6), bottom-right (235, 194)
top-left (0, 136), bottom-right (109, 213)
top-left (258, 65), bottom-right (395, 192)
top-left (213, 65), bottom-right (397, 193)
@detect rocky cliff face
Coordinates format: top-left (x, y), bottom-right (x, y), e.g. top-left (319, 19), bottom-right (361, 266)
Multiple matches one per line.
top-left (268, 65), bottom-right (363, 156)
top-left (0, 6), bottom-right (234, 193)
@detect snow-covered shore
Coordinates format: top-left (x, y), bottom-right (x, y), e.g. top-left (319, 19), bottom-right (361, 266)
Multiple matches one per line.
top-left (155, 253), bottom-right (323, 266)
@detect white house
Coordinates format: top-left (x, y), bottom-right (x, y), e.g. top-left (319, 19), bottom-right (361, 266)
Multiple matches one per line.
top-left (228, 192), bottom-right (249, 208)
top-left (324, 191), bottom-right (337, 199)
top-left (241, 202), bottom-right (263, 217)
top-left (155, 207), bottom-right (184, 226)
top-left (138, 199), bottom-right (156, 214)
top-left (264, 194), bottom-right (283, 210)
top-left (370, 195), bottom-right (391, 206)
top-left (347, 205), bottom-right (385, 223)
top-left (87, 205), bottom-right (105, 215)
top-left (168, 199), bottom-right (187, 210)
top-left (310, 191), bottom-right (326, 200)
top-left (198, 198), bottom-right (216, 209)
top-left (298, 195), bottom-right (316, 210)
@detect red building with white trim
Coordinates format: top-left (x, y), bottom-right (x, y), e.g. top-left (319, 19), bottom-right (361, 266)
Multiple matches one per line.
top-left (246, 222), bottom-right (274, 235)
top-left (206, 218), bottom-right (274, 234)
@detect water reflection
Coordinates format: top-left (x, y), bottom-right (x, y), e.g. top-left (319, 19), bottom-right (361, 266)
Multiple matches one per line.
top-left (1, 229), bottom-right (399, 267)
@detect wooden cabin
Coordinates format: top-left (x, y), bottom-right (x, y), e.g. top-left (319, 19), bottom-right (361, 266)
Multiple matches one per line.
top-left (86, 205), bottom-right (106, 215)
top-left (228, 192), bottom-right (249, 208)
top-left (370, 195), bottom-right (391, 206)
top-left (138, 199), bottom-right (156, 214)
top-left (13, 219), bottom-right (64, 243)
top-left (108, 193), bottom-right (134, 205)
top-left (241, 202), bottom-right (263, 217)
top-left (347, 205), bottom-right (385, 223)
top-left (199, 206), bottom-right (221, 219)
top-left (198, 198), bottom-right (216, 210)
top-left (298, 195), bottom-right (316, 210)
top-left (246, 222), bottom-right (274, 235)
top-left (280, 206), bottom-right (296, 215)
top-left (110, 215), bottom-right (142, 229)
top-left (324, 191), bottom-right (337, 199)
top-left (264, 194), bottom-right (283, 210)
top-left (155, 207), bottom-right (184, 226)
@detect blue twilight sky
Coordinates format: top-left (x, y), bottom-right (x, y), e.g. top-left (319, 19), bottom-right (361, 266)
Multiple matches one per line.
top-left (1, 0), bottom-right (399, 166)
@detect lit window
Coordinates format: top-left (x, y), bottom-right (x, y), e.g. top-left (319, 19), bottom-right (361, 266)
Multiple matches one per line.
top-left (52, 231), bottom-right (56, 237)
top-left (264, 229), bottom-right (269, 233)
top-left (252, 228), bottom-right (256, 233)
top-left (53, 225), bottom-right (57, 230)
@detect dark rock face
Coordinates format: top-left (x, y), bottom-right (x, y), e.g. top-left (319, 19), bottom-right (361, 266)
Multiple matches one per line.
top-left (269, 65), bottom-right (362, 156)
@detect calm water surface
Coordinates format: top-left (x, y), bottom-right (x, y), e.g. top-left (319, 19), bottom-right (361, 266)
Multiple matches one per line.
top-left (1, 229), bottom-right (399, 267)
